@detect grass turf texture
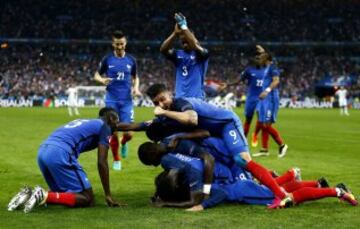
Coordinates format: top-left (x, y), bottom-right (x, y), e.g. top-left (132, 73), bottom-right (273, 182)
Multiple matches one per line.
top-left (0, 107), bottom-right (359, 228)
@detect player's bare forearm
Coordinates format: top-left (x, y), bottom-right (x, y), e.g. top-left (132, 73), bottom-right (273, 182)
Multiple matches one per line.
top-left (176, 129), bottom-right (210, 140)
top-left (97, 145), bottom-right (111, 196)
top-left (157, 192), bottom-right (204, 208)
top-left (181, 29), bottom-right (199, 50)
top-left (116, 122), bottom-right (148, 131)
top-left (160, 32), bottom-right (177, 53)
top-left (161, 110), bottom-right (198, 126)
top-left (269, 76), bottom-right (280, 89)
top-left (198, 151), bottom-right (215, 186)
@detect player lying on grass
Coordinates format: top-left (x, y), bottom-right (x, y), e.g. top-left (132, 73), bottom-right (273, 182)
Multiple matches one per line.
top-left (146, 153), bottom-right (357, 210)
top-left (8, 108), bottom-right (123, 213)
top-left (145, 83), bottom-right (292, 203)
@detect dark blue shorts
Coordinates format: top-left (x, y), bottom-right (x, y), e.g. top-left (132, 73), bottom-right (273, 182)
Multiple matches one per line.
top-left (37, 144), bottom-right (91, 193)
top-left (105, 100), bottom-right (134, 123)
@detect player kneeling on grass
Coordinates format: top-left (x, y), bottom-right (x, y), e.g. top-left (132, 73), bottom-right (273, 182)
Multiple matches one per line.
top-left (8, 108), bottom-right (123, 213)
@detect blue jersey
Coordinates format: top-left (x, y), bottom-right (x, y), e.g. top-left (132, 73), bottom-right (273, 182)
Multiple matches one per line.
top-left (242, 65), bottom-right (272, 101)
top-left (165, 49), bottom-right (209, 99)
top-left (97, 52), bottom-right (137, 101)
top-left (171, 136), bottom-right (251, 180)
top-left (201, 180), bottom-right (274, 209)
top-left (172, 98), bottom-right (238, 136)
top-left (161, 153), bottom-right (235, 192)
top-left (42, 119), bottom-right (111, 158)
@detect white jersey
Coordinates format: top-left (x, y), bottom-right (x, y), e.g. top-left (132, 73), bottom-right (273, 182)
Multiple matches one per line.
top-left (67, 87), bottom-right (78, 106)
top-left (335, 89), bottom-right (347, 106)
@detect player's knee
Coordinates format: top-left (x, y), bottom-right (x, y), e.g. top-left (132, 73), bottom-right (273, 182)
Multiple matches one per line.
top-left (79, 190), bottom-right (95, 207)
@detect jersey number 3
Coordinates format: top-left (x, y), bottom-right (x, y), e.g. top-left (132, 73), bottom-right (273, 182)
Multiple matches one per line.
top-left (182, 66), bottom-right (188, 76)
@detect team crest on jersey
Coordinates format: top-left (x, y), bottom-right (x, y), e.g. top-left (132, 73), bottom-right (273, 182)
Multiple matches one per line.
top-left (126, 64), bottom-right (131, 70)
top-left (190, 55), bottom-right (195, 60)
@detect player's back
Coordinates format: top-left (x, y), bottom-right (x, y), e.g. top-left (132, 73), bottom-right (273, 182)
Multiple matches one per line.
top-left (160, 153), bottom-right (235, 188)
top-left (42, 119), bottom-right (108, 158)
top-left (172, 49), bottom-right (208, 99)
top-left (179, 98), bottom-right (239, 134)
top-left (98, 53), bottom-right (137, 101)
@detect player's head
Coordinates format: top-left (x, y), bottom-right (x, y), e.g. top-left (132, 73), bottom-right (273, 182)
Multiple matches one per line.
top-left (99, 107), bottom-right (119, 131)
top-left (146, 84), bottom-right (173, 110)
top-left (137, 141), bottom-right (167, 166)
top-left (146, 122), bottom-right (167, 142)
top-left (154, 169), bottom-right (190, 202)
top-left (254, 46), bottom-right (272, 66)
top-left (112, 30), bottom-right (127, 55)
top-left (178, 29), bottom-right (195, 51)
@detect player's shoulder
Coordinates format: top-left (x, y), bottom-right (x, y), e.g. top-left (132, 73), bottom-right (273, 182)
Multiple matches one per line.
top-left (125, 53), bottom-right (137, 62)
top-left (101, 52), bottom-right (114, 62)
top-left (173, 97), bottom-right (194, 110)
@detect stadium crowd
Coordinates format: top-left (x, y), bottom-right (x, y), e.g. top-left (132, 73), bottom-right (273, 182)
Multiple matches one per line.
top-left (1, 0), bottom-right (360, 41)
top-left (1, 44), bottom-right (359, 101)
top-left (1, 0), bottom-right (360, 102)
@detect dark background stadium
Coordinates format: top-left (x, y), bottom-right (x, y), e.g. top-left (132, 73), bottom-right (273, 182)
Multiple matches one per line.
top-left (1, 0), bottom-right (359, 103)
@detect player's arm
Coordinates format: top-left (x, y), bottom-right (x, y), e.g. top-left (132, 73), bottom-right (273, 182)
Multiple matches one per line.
top-left (174, 13), bottom-right (207, 54)
top-left (153, 191), bottom-right (204, 208)
top-left (97, 144), bottom-right (120, 207)
top-left (94, 56), bottom-right (112, 86)
top-left (160, 24), bottom-right (180, 57)
top-left (259, 76), bottom-right (280, 99)
top-left (168, 129), bottom-right (210, 149)
top-left (116, 120), bottom-right (152, 132)
top-left (130, 58), bottom-right (142, 96)
top-left (154, 107), bottom-right (198, 126)
top-left (187, 188), bottom-right (227, 212)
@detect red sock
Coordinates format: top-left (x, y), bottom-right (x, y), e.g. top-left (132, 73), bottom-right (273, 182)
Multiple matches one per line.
top-left (243, 122), bottom-right (250, 137)
top-left (275, 170), bottom-right (295, 186)
top-left (109, 135), bottom-right (120, 161)
top-left (46, 192), bottom-right (76, 207)
top-left (282, 181), bottom-right (319, 193)
top-left (266, 125), bottom-right (284, 146)
top-left (254, 121), bottom-right (261, 136)
top-left (245, 160), bottom-right (286, 199)
top-left (261, 126), bottom-right (269, 150)
top-left (121, 134), bottom-right (132, 145)
top-left (292, 187), bottom-right (337, 204)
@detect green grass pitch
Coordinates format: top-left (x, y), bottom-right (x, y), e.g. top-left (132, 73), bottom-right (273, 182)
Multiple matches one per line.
top-left (0, 107), bottom-right (359, 228)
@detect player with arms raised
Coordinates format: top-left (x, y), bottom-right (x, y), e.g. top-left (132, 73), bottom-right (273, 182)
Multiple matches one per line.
top-left (160, 13), bottom-right (209, 99)
top-left (94, 30), bottom-right (141, 170)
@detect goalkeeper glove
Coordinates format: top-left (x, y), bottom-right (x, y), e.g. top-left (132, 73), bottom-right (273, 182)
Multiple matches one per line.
top-left (175, 13), bottom-right (188, 30)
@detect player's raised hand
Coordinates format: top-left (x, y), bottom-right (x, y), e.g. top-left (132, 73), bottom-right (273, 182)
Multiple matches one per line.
top-left (154, 106), bottom-right (166, 116)
top-left (186, 205), bottom-right (204, 212)
top-left (256, 45), bottom-right (266, 54)
top-left (174, 12), bottom-right (187, 30)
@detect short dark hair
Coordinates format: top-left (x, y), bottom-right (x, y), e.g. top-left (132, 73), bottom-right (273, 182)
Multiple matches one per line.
top-left (137, 142), bottom-right (163, 166)
top-left (112, 30), bottom-right (125, 39)
top-left (155, 170), bottom-right (190, 202)
top-left (146, 122), bottom-right (167, 142)
top-left (98, 107), bottom-right (117, 118)
top-left (98, 107), bottom-right (119, 129)
top-left (146, 84), bottom-right (167, 100)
